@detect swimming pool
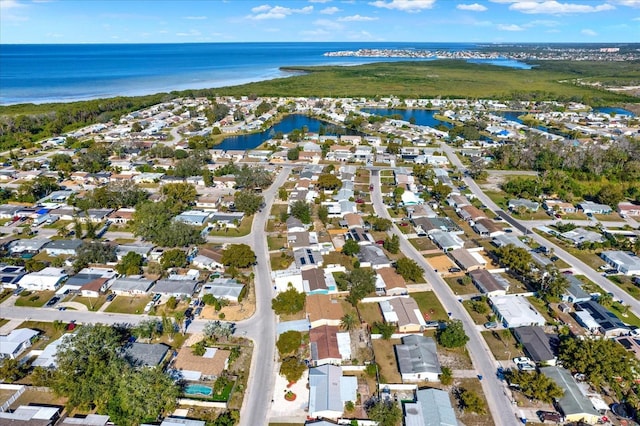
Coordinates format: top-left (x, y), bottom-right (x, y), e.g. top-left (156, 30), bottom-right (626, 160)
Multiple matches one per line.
top-left (184, 384), bottom-right (213, 396)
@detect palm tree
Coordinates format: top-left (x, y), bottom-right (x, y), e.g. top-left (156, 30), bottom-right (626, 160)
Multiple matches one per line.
top-left (340, 313), bottom-right (358, 331)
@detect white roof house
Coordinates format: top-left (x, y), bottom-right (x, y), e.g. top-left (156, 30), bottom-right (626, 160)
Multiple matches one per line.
top-left (308, 364), bottom-right (357, 420)
top-left (404, 388), bottom-right (458, 426)
top-left (0, 328), bottom-right (39, 359)
top-left (490, 295), bottom-right (545, 328)
top-left (200, 278), bottom-right (245, 303)
top-left (32, 333), bottom-right (74, 368)
top-left (601, 250), bottom-right (640, 275)
top-left (17, 267), bottom-right (68, 291)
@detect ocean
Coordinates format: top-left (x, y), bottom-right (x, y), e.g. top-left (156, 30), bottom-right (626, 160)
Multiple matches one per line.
top-left (0, 42), bottom-right (531, 105)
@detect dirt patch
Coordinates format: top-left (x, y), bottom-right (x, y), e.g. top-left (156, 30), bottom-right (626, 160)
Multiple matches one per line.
top-left (427, 255), bottom-right (456, 273)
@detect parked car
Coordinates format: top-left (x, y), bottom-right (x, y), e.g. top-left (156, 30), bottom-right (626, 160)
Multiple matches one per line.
top-left (46, 296), bottom-right (60, 307)
top-left (184, 308), bottom-right (193, 318)
top-left (106, 294), bottom-right (116, 302)
top-left (517, 363), bottom-right (536, 372)
top-left (448, 267), bottom-right (462, 273)
top-left (513, 357), bottom-right (532, 364)
top-left (537, 411), bottom-right (563, 423)
top-left (152, 294), bottom-right (161, 302)
top-left (484, 321), bottom-right (498, 329)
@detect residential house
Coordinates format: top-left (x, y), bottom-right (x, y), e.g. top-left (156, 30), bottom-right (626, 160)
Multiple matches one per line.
top-left (0, 265), bottom-right (27, 289)
top-left (540, 366), bottom-right (600, 425)
top-left (43, 239), bottom-right (83, 256)
top-left (8, 238), bottom-right (50, 256)
top-left (0, 405), bottom-right (61, 424)
top-left (430, 230), bottom-right (464, 251)
top-left (380, 297), bottom-right (426, 333)
top-left (544, 200), bottom-right (577, 214)
top-left (308, 364), bottom-right (358, 420)
top-left (561, 228), bottom-right (604, 246)
top-left (473, 218), bottom-right (504, 238)
top-left (32, 333), bottom-right (74, 369)
top-left (600, 250), bottom-right (640, 275)
top-left (574, 300), bottom-right (629, 337)
top-left (18, 267), bottom-right (68, 291)
top-left (469, 269), bottom-right (510, 296)
top-left (395, 335), bottom-right (441, 383)
top-left (403, 388), bottom-right (458, 426)
top-left (449, 249), bottom-right (487, 272)
top-left (376, 267), bottom-right (407, 296)
top-left (302, 268), bottom-right (337, 294)
top-left (210, 212), bottom-right (245, 228)
top-left (80, 277), bottom-right (109, 298)
top-left (618, 202), bottom-right (640, 217)
top-left (489, 295), bottom-right (545, 328)
top-left (286, 216), bottom-right (306, 233)
top-left (191, 248), bottom-right (224, 271)
top-left (561, 274), bottom-right (592, 304)
top-left (174, 210), bottom-right (211, 226)
top-left (616, 335), bottom-right (640, 361)
top-left (62, 414), bottom-right (111, 425)
top-left (115, 244), bottom-right (154, 261)
top-left (170, 346), bottom-right (230, 381)
top-left (458, 205), bottom-right (486, 223)
top-left (357, 245), bottom-right (392, 269)
top-left (513, 326), bottom-right (557, 366)
top-left (288, 231), bottom-right (311, 250)
top-left (0, 328), bottom-right (39, 359)
top-left (200, 278), bottom-right (245, 303)
top-left (110, 276), bottom-right (155, 296)
top-left (406, 204), bottom-right (437, 219)
top-left (309, 325), bottom-right (351, 366)
top-left (578, 201), bottom-right (612, 215)
top-left (413, 217), bottom-right (462, 236)
top-left (107, 208), bottom-right (135, 224)
top-left (306, 294), bottom-right (345, 329)
top-left (492, 234), bottom-right (529, 250)
top-left (508, 199), bottom-right (540, 212)
top-left (158, 417), bottom-right (205, 426)
top-left (64, 267), bottom-right (117, 294)
top-left (345, 227), bottom-right (374, 246)
top-left (153, 279), bottom-right (198, 298)
top-left (121, 342), bottom-right (170, 367)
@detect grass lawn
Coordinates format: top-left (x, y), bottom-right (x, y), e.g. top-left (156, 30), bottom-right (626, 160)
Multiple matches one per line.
top-left (267, 235), bottom-right (287, 251)
top-left (526, 297), bottom-right (556, 325)
top-left (409, 238), bottom-right (439, 252)
top-left (104, 294), bottom-right (153, 314)
top-left (10, 389), bottom-right (67, 411)
top-left (481, 330), bottom-right (525, 361)
top-left (209, 215), bottom-right (253, 237)
top-left (270, 252), bottom-right (293, 271)
top-left (153, 299), bottom-right (191, 318)
top-left (511, 210), bottom-right (553, 221)
top-left (0, 289), bottom-right (13, 304)
top-left (372, 338), bottom-right (402, 384)
top-left (322, 251), bottom-right (356, 271)
top-left (359, 302), bottom-right (383, 326)
top-left (610, 301), bottom-right (640, 328)
top-left (483, 190), bottom-right (509, 209)
top-left (20, 321), bottom-right (68, 350)
top-left (607, 275), bottom-right (640, 300)
top-left (446, 277), bottom-right (478, 296)
top-left (454, 378), bottom-right (495, 426)
top-left (462, 300), bottom-right (493, 325)
top-left (412, 291), bottom-right (448, 321)
top-left (68, 295), bottom-right (107, 311)
top-left (595, 213), bottom-right (624, 222)
top-left (15, 290), bottom-right (56, 308)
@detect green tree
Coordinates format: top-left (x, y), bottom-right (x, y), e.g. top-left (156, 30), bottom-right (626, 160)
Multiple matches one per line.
top-left (31, 366), bottom-right (56, 386)
top-left (345, 268), bottom-right (376, 315)
top-left (74, 220), bottom-right (83, 239)
top-left (277, 330), bottom-right (302, 357)
top-left (595, 183), bottom-right (624, 207)
top-left (342, 239), bottom-right (361, 256)
top-left (440, 366), bottom-right (453, 386)
top-left (374, 321), bottom-right (396, 340)
top-left (233, 191), bottom-right (264, 215)
top-left (161, 182), bottom-right (197, 208)
top-left (73, 241), bottom-right (116, 272)
top-left (272, 285), bottom-right (305, 315)
top-left (161, 249), bottom-right (187, 270)
top-left (437, 320), bottom-right (469, 348)
top-left (166, 296), bottom-right (178, 310)
top-left (290, 200), bottom-right (312, 224)
top-left (431, 181), bottom-right (452, 200)
top-left (317, 173), bottom-right (342, 190)
top-left (278, 187), bottom-right (288, 201)
top-left (221, 244), bottom-right (256, 268)
top-left (318, 205), bottom-right (329, 224)
top-left (340, 313), bottom-right (359, 331)
top-left (367, 399), bottom-right (402, 426)
top-left (395, 258), bottom-right (423, 282)
top-left (203, 321), bottom-right (234, 341)
top-left (383, 234), bottom-right (400, 254)
top-left (279, 356), bottom-right (306, 384)
top-left (287, 148), bottom-right (300, 161)
top-left (0, 358), bottom-right (26, 382)
top-left (116, 252), bottom-right (144, 276)
top-left (458, 388), bottom-right (486, 414)
top-left (131, 319), bottom-right (163, 340)
top-left (506, 370), bottom-right (564, 403)
top-left (372, 218), bottom-right (392, 231)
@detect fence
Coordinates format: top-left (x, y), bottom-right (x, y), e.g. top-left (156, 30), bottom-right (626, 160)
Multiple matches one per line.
top-left (177, 398), bottom-right (227, 409)
top-left (0, 384), bottom-right (25, 413)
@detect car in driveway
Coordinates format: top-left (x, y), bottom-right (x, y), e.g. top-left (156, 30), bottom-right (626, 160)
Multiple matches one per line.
top-left (106, 294), bottom-right (116, 302)
top-left (517, 363), bottom-right (536, 372)
top-left (46, 296), bottom-right (60, 307)
top-left (484, 321), bottom-right (498, 329)
top-left (513, 356), bottom-right (532, 364)
top-left (448, 267), bottom-right (461, 273)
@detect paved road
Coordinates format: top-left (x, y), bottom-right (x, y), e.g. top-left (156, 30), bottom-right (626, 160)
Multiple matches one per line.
top-left (439, 142), bottom-right (640, 318)
top-left (370, 170), bottom-right (517, 426)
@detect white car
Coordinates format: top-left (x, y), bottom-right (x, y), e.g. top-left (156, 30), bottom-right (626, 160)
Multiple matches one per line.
top-left (513, 357), bottom-right (531, 365)
top-left (517, 363), bottom-right (536, 372)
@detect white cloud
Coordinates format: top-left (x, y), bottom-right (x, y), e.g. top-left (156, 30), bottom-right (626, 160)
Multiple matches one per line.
top-left (338, 14), bottom-right (378, 21)
top-left (525, 19), bottom-right (560, 26)
top-left (309, 0), bottom-right (331, 3)
top-left (176, 29), bottom-right (202, 37)
top-left (581, 28), bottom-right (597, 35)
top-left (320, 6), bottom-right (341, 14)
top-left (369, 0), bottom-right (436, 12)
top-left (0, 0), bottom-right (24, 9)
top-left (633, 16), bottom-right (640, 19)
top-left (504, 1), bottom-right (614, 15)
top-left (313, 18), bottom-right (344, 30)
top-left (611, 0), bottom-right (640, 7)
top-left (247, 4), bottom-right (313, 20)
top-left (457, 3), bottom-right (487, 11)
top-left (183, 16), bottom-right (207, 20)
top-left (497, 23), bottom-right (525, 30)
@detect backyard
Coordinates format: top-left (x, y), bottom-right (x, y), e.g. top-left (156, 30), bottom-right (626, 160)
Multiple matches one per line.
top-left (104, 294), bottom-right (153, 314)
top-left (412, 291), bottom-right (448, 322)
top-left (371, 338), bottom-right (402, 384)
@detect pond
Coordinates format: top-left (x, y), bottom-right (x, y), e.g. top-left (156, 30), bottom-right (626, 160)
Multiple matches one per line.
top-left (593, 106), bottom-right (635, 117)
top-left (360, 108), bottom-right (453, 128)
top-left (217, 114), bottom-right (359, 151)
top-left (184, 384), bottom-right (213, 396)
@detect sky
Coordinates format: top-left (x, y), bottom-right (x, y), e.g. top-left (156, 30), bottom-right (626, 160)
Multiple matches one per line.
top-left (1, 0), bottom-right (639, 44)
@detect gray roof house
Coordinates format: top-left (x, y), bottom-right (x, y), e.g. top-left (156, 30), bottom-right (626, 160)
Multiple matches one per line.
top-left (395, 335), bottom-right (441, 383)
top-left (43, 239), bottom-right (83, 256)
top-left (575, 300), bottom-right (629, 337)
top-left (200, 278), bottom-right (245, 303)
top-left (561, 274), bottom-right (592, 303)
top-left (357, 245), bottom-right (392, 269)
top-left (115, 244), bottom-right (154, 260)
top-left (513, 326), bottom-right (557, 365)
top-left (578, 201), bottom-right (612, 214)
top-left (508, 198), bottom-right (540, 212)
top-left (293, 248), bottom-right (323, 270)
top-left (0, 328), bottom-right (39, 360)
top-left (308, 364), bottom-right (357, 420)
top-left (121, 342), bottom-right (170, 367)
top-left (110, 276), bottom-right (155, 296)
top-left (153, 279), bottom-right (198, 298)
top-left (404, 388), bottom-right (458, 426)
top-left (430, 230), bottom-right (464, 251)
top-left (540, 366), bottom-right (600, 424)
top-left (600, 250), bottom-right (640, 275)
top-left (469, 269), bottom-right (510, 296)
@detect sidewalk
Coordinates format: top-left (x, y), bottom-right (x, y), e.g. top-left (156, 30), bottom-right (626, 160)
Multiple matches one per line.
top-left (0, 319), bottom-right (24, 335)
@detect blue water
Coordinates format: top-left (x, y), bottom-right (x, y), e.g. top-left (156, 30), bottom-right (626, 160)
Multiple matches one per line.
top-left (217, 114), bottom-right (357, 151)
top-left (593, 107), bottom-right (635, 117)
top-left (0, 42), bottom-right (531, 105)
top-left (184, 384), bottom-right (212, 396)
top-left (361, 108), bottom-right (453, 128)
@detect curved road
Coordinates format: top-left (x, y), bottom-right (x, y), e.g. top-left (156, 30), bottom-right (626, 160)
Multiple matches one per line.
top-left (439, 142), bottom-right (640, 318)
top-left (371, 170), bottom-right (517, 426)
